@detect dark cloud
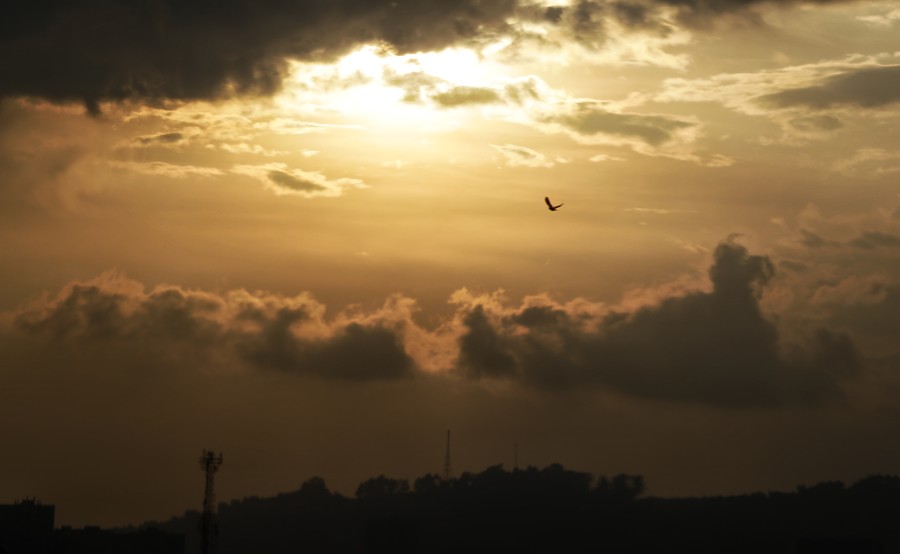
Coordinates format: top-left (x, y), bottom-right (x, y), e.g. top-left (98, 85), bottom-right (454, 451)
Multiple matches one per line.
top-left (798, 229), bottom-right (900, 251)
top-left (637, 0), bottom-right (862, 27)
top-left (544, 6), bottom-right (565, 23)
top-left (16, 284), bottom-right (132, 340)
top-left (457, 305), bottom-right (518, 379)
top-left (137, 132), bottom-right (185, 145)
top-left (798, 228), bottom-right (838, 249)
top-left (848, 231), bottom-right (900, 250)
top-left (611, 1), bottom-right (661, 29)
top-left (545, 103), bottom-right (696, 146)
top-left (239, 319), bottom-right (413, 380)
top-left (503, 79), bottom-right (542, 104)
top-left (13, 279), bottom-right (414, 381)
top-left (384, 70), bottom-right (443, 103)
top-left (828, 284), bottom-right (900, 350)
top-left (0, 0), bottom-right (518, 111)
top-left (788, 114), bottom-right (843, 132)
top-left (267, 170), bottom-right (328, 193)
top-left (517, 0), bottom-right (865, 34)
top-left (758, 66), bottom-right (900, 110)
top-left (431, 86), bottom-right (501, 107)
top-left (571, 1), bottom-right (607, 46)
top-left (453, 240), bottom-right (862, 407)
top-left (514, 0), bottom-right (869, 45)
top-left (778, 259), bottom-right (809, 273)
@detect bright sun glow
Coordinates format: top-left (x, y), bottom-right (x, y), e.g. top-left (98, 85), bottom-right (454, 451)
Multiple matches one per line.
top-left (277, 45), bottom-right (510, 133)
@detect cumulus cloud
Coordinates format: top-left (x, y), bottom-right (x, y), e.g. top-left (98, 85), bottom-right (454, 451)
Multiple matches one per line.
top-left (450, 240), bottom-right (862, 407)
top-left (12, 274), bottom-right (415, 381)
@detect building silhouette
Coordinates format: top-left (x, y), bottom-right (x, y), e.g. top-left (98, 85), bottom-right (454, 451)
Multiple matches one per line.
top-left (54, 526), bottom-right (184, 554)
top-left (0, 498), bottom-right (183, 554)
top-left (0, 499), bottom-right (54, 554)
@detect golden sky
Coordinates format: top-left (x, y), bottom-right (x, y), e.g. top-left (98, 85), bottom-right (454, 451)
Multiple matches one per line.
top-left (1, 0), bottom-right (900, 527)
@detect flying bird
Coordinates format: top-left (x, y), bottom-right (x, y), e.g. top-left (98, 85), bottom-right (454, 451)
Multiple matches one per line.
top-left (545, 197), bottom-right (563, 211)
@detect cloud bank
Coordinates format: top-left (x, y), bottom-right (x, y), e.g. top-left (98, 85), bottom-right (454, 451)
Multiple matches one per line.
top-left (6, 240), bottom-right (862, 408)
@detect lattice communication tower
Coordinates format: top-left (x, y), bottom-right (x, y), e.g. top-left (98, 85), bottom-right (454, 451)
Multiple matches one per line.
top-left (199, 450), bottom-right (223, 554)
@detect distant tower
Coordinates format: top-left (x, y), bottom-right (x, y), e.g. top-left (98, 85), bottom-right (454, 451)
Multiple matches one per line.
top-left (199, 450), bottom-right (223, 554)
top-left (442, 430), bottom-right (452, 480)
top-left (514, 441), bottom-right (518, 471)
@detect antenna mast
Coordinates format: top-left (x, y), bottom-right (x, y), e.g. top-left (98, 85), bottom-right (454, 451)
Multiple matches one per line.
top-left (443, 430), bottom-right (452, 480)
top-left (199, 450), bottom-right (223, 554)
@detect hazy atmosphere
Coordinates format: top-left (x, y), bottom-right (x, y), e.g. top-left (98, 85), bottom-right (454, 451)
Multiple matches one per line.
top-left (1, 0), bottom-right (899, 528)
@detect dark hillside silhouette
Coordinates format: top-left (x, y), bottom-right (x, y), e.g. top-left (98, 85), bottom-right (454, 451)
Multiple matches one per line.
top-left (138, 467), bottom-right (900, 554)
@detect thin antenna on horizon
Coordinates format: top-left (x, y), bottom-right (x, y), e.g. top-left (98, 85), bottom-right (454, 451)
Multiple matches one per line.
top-left (199, 450), bottom-right (223, 554)
top-left (443, 430), bottom-right (452, 481)
top-left (514, 441), bottom-right (518, 471)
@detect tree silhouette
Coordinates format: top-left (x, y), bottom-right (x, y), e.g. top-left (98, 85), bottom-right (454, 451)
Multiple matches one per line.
top-left (356, 476), bottom-right (410, 500)
top-left (593, 473), bottom-right (645, 502)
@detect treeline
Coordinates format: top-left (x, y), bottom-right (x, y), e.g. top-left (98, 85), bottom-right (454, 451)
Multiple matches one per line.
top-left (140, 467), bottom-right (900, 554)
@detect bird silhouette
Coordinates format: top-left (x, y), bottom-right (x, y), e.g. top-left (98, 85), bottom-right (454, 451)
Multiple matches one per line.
top-left (545, 197), bottom-right (563, 211)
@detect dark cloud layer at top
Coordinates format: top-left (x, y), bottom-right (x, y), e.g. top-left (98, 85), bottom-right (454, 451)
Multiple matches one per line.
top-left (0, 0), bottom-right (869, 112)
top-left (0, 0), bottom-right (517, 112)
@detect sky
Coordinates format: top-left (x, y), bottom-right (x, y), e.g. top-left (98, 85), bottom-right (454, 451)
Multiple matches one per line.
top-left (1, 0), bottom-right (900, 527)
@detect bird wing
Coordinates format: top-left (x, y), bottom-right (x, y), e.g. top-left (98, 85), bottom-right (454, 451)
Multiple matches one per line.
top-left (544, 197), bottom-right (553, 208)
